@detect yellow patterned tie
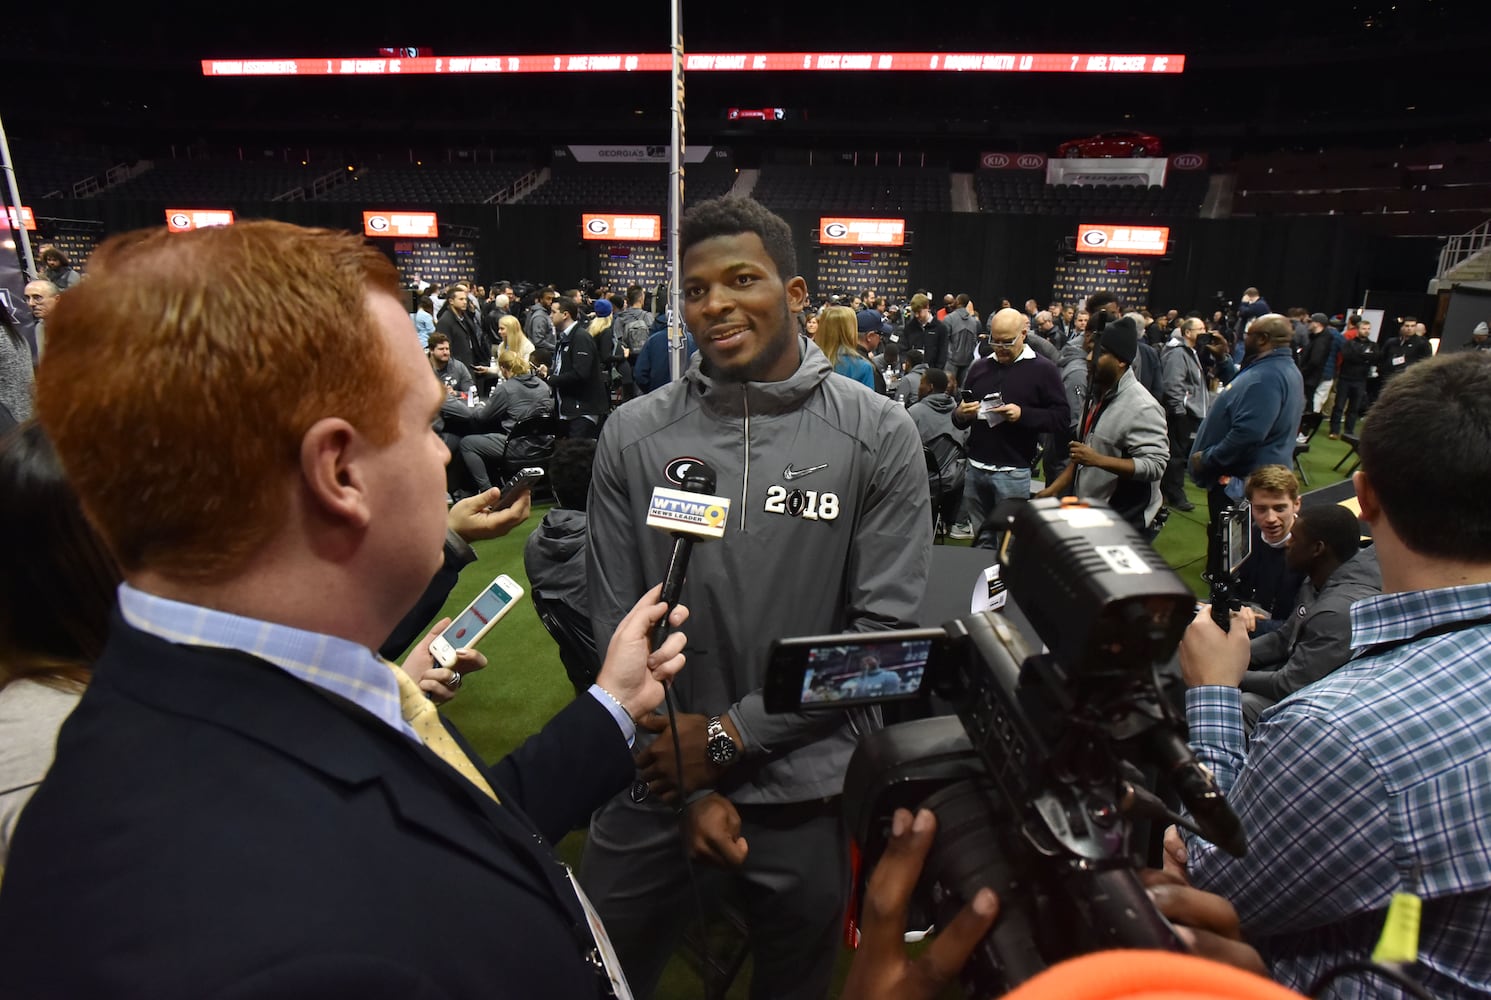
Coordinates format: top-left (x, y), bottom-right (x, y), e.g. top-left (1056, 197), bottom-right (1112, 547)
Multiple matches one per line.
top-left (384, 661), bottom-right (499, 803)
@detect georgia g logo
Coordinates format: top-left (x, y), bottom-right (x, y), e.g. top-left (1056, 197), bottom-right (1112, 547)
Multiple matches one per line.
top-left (586, 217), bottom-right (610, 235)
top-left (664, 456), bottom-right (707, 486)
top-left (1082, 229), bottom-right (1109, 247)
top-left (823, 222), bottom-right (848, 240)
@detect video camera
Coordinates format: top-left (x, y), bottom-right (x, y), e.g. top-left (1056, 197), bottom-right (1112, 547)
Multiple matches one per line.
top-left (764, 498), bottom-right (1247, 994)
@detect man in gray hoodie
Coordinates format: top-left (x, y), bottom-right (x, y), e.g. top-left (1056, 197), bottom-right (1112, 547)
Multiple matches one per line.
top-left (1160, 316), bottom-right (1207, 512)
top-left (909, 368), bottom-right (969, 535)
top-left (579, 196), bottom-right (930, 1000)
top-left (1240, 505), bottom-right (1382, 728)
top-left (943, 294), bottom-right (981, 384)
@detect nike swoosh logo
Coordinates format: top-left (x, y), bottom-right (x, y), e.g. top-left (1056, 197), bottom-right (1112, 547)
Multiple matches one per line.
top-left (783, 463), bottom-right (828, 481)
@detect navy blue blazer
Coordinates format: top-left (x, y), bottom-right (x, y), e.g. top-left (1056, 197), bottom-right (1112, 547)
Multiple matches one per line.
top-left (0, 617), bottom-right (634, 999)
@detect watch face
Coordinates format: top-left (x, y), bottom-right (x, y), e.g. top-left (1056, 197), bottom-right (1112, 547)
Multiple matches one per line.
top-left (707, 734), bottom-right (737, 766)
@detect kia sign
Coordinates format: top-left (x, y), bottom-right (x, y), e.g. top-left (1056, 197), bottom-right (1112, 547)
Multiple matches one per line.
top-left (820, 218), bottom-right (906, 246)
top-left (581, 214), bottom-right (662, 242)
top-left (1076, 224), bottom-right (1170, 256)
top-left (165, 209), bottom-right (235, 232)
top-left (204, 52), bottom-right (1185, 76)
top-left (363, 211), bottom-right (439, 238)
top-left (980, 152), bottom-right (1046, 170)
top-left (1169, 153), bottom-right (1208, 170)
top-left (2, 207), bottom-right (37, 231)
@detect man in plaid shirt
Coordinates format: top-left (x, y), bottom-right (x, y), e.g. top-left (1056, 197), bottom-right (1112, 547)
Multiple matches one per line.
top-left (1173, 351), bottom-right (1491, 999)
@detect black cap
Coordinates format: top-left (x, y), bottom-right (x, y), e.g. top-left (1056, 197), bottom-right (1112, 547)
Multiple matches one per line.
top-left (1098, 316), bottom-right (1139, 366)
top-left (1310, 312), bottom-right (1329, 326)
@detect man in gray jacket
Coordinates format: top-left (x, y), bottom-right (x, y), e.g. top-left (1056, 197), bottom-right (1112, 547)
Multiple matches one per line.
top-left (580, 196), bottom-right (930, 1000)
top-left (944, 294), bottom-right (981, 383)
top-left (909, 368), bottom-right (969, 535)
top-left (1037, 316), bottom-right (1169, 535)
top-left (1160, 316), bottom-right (1207, 512)
top-left (1241, 506), bottom-right (1382, 728)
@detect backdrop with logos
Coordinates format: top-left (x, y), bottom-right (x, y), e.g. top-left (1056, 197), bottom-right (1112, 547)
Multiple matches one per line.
top-left (14, 198), bottom-right (1440, 323)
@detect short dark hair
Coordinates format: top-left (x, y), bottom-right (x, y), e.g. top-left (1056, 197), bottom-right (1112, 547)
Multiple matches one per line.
top-left (883, 343), bottom-right (902, 365)
top-left (1086, 291), bottom-right (1119, 315)
top-left (955, 294), bottom-right (971, 308)
top-left (905, 349), bottom-right (925, 367)
top-left (548, 438), bottom-right (597, 511)
top-left (1360, 353), bottom-right (1491, 559)
top-left (530, 347), bottom-right (554, 369)
top-left (426, 332), bottom-right (450, 349)
top-left (922, 368), bottom-right (950, 394)
top-left (554, 297), bottom-right (579, 322)
top-left (1296, 505), bottom-right (1362, 565)
top-left (680, 197), bottom-right (797, 280)
top-left (627, 284), bottom-right (646, 307)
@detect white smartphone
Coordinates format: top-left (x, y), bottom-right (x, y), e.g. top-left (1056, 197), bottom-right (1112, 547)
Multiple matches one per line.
top-left (429, 573), bottom-right (526, 668)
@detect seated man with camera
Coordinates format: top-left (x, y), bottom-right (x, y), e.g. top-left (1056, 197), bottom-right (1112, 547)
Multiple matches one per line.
top-left (1176, 353), bottom-right (1491, 998)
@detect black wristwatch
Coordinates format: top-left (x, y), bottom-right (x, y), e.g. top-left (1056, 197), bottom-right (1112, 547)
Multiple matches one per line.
top-left (706, 716), bottom-right (739, 767)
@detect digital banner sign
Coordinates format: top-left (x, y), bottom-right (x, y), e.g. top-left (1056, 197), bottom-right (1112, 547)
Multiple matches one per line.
top-left (582, 214), bottom-right (662, 241)
top-left (2, 207), bottom-right (37, 231)
top-left (363, 211), bottom-right (439, 237)
top-left (203, 52), bottom-right (1184, 77)
top-left (727, 107), bottom-right (786, 121)
top-left (1076, 225), bottom-right (1171, 256)
top-left (819, 218), bottom-right (906, 247)
top-left (166, 209), bottom-right (235, 232)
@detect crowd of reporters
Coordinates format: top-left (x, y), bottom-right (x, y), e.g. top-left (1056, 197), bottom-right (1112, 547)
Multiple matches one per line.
top-left (1, 208), bottom-right (1489, 999)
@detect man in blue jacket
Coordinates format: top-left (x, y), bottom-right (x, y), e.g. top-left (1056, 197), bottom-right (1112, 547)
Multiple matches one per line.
top-left (1191, 313), bottom-right (1305, 577)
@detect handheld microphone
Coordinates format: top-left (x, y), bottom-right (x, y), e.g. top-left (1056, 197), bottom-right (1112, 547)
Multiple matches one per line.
top-left (646, 462), bottom-right (731, 650)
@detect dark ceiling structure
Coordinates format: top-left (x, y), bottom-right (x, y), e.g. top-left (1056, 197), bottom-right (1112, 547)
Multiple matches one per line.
top-left (7, 0), bottom-right (1488, 161)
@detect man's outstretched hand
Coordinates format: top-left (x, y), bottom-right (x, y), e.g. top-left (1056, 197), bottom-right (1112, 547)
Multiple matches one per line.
top-left (447, 486), bottom-right (532, 542)
top-left (842, 808), bottom-right (999, 1000)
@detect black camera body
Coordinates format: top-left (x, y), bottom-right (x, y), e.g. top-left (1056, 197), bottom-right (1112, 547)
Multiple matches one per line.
top-left (1208, 501), bottom-right (1253, 631)
top-left (767, 498), bottom-right (1247, 994)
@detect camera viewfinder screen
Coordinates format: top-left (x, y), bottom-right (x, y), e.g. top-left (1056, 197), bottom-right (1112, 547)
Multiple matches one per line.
top-left (445, 582), bottom-right (515, 649)
top-left (1226, 502), bottom-right (1252, 575)
top-left (800, 639), bottom-right (933, 705)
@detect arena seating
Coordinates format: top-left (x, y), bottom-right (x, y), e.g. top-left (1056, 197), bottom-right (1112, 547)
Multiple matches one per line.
top-left (13, 141), bottom-right (135, 201)
top-left (1232, 141), bottom-right (1491, 235)
top-left (975, 171), bottom-right (1208, 217)
top-left (315, 164), bottom-right (530, 203)
top-left (751, 166), bottom-right (950, 213)
top-left (104, 160), bottom-right (330, 201)
top-left (521, 162), bottom-right (737, 210)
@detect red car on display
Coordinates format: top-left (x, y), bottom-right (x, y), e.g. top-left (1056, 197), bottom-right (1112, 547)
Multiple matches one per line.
top-left (1057, 131), bottom-right (1164, 158)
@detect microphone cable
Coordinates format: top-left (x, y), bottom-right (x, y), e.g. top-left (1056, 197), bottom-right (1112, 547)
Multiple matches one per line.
top-left (656, 638), bottom-right (718, 986)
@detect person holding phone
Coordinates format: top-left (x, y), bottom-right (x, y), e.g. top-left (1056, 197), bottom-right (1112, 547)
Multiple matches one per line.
top-left (0, 222), bottom-right (693, 999)
top-left (952, 307), bottom-right (1070, 549)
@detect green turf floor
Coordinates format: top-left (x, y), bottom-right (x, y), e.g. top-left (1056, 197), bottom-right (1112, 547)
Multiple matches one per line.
top-left (424, 431), bottom-right (1359, 999)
